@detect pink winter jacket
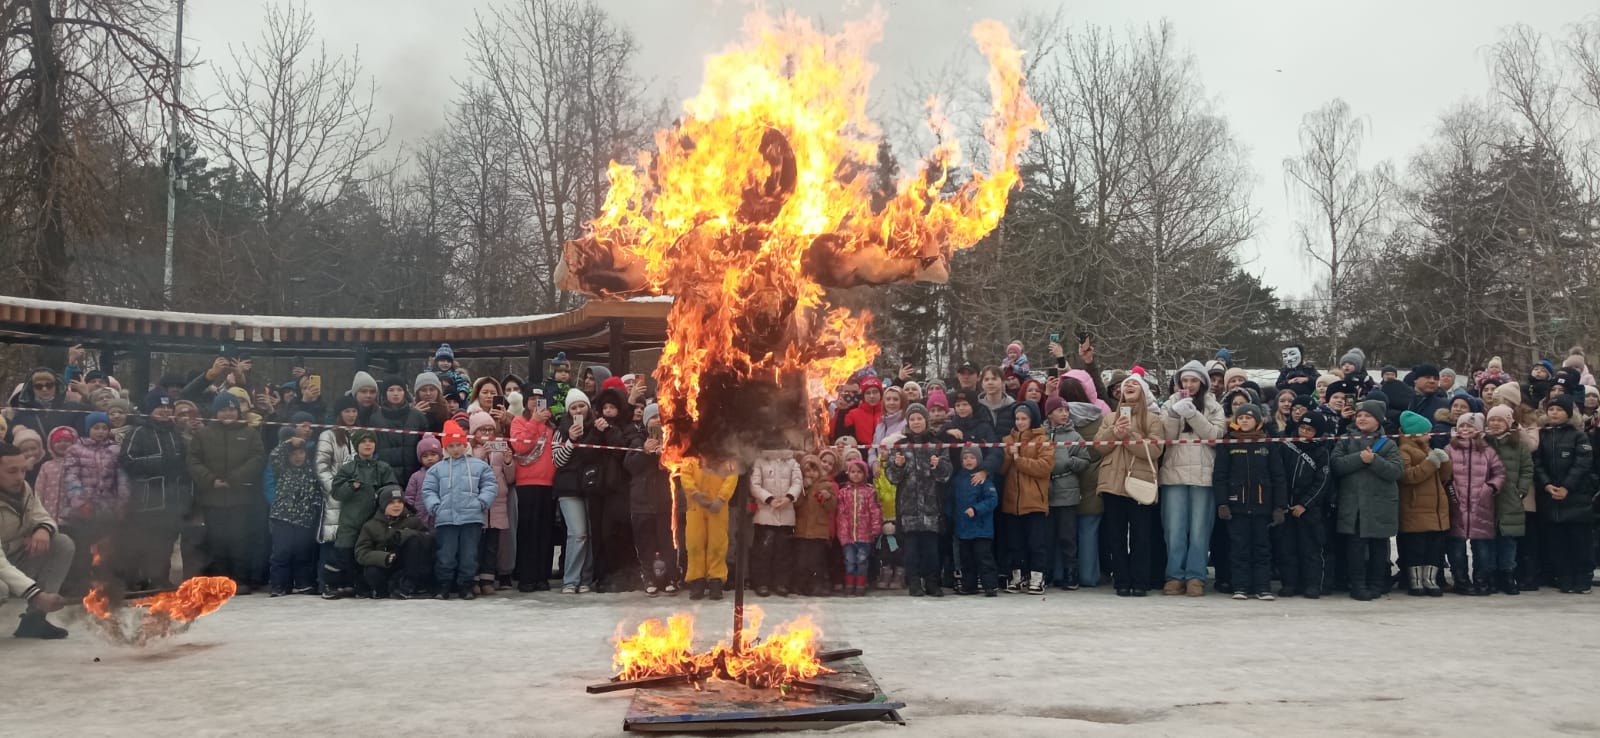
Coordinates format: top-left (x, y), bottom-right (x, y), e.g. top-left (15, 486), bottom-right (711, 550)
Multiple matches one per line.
top-left (34, 459), bottom-right (67, 521)
top-left (1447, 437), bottom-right (1506, 540)
top-left (63, 437), bottom-right (128, 523)
top-left (833, 481), bottom-right (882, 546)
top-left (471, 444), bottom-right (515, 530)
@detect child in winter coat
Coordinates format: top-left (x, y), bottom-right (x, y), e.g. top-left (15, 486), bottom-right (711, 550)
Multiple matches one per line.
top-left (750, 449), bottom-right (803, 597)
top-left (1002, 341), bottom-right (1031, 378)
top-left (356, 487), bottom-right (434, 598)
top-left (834, 459), bottom-right (882, 597)
top-left (468, 412), bottom-right (515, 595)
top-left (885, 404), bottom-right (953, 597)
top-left (404, 434), bottom-right (443, 531)
top-left (1398, 410), bottom-right (1452, 597)
top-left (793, 455), bottom-right (838, 596)
top-left (431, 343), bottom-right (472, 400)
top-left (1446, 413), bottom-right (1507, 595)
top-left (267, 437), bottom-right (323, 596)
top-left (1278, 412), bottom-right (1333, 598)
top-left (423, 427), bottom-right (498, 600)
top-left (950, 445), bottom-right (1000, 596)
top-left (1485, 405), bottom-right (1533, 594)
top-left (330, 429), bottom-right (399, 598)
top-left (1331, 400), bottom-right (1404, 601)
top-left (34, 427), bottom-right (75, 520)
top-left (677, 455), bottom-right (737, 601)
top-left (871, 447), bottom-right (903, 591)
top-left (1043, 397), bottom-right (1091, 591)
top-left (621, 406), bottom-right (679, 597)
top-left (63, 412), bottom-right (128, 588)
top-left (1532, 395), bottom-right (1595, 594)
top-left (1001, 400), bottom-right (1053, 594)
top-left (1212, 404), bottom-right (1286, 600)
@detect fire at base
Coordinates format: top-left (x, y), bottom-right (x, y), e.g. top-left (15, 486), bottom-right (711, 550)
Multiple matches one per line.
top-left (613, 605), bottom-right (828, 689)
top-left (82, 576), bottom-right (238, 646)
top-left (556, 10), bottom-right (1043, 467)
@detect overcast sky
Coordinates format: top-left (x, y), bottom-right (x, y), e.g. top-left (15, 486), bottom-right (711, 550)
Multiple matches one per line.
top-left (184, 0), bottom-right (1595, 297)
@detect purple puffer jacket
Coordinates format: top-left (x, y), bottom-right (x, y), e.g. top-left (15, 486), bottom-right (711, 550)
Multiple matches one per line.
top-left (64, 437), bottom-right (128, 523)
top-left (1447, 438), bottom-right (1506, 540)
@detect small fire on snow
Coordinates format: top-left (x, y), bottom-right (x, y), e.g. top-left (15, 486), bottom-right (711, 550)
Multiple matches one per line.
top-left (613, 606), bottom-right (828, 689)
top-left (81, 549), bottom-right (237, 646)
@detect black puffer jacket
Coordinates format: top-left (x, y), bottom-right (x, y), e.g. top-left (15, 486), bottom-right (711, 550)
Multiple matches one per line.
top-left (119, 419), bottom-right (191, 515)
top-left (1282, 438), bottom-right (1332, 513)
top-left (371, 403), bottom-right (429, 482)
top-left (1534, 420), bottom-right (1595, 524)
top-left (1212, 431), bottom-right (1286, 514)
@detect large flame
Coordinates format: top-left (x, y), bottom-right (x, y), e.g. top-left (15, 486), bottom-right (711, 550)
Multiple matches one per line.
top-left (82, 574), bottom-right (238, 646)
top-left (559, 11), bottom-right (1042, 466)
top-left (612, 606), bottom-right (828, 688)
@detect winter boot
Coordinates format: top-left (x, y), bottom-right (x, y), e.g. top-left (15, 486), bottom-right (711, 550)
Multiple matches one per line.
top-left (1452, 569), bottom-right (1472, 595)
top-left (893, 566), bottom-right (907, 591)
top-left (688, 579), bottom-right (706, 600)
top-left (1498, 571), bottom-right (1520, 596)
top-left (1421, 565), bottom-right (1444, 597)
top-left (908, 578), bottom-right (924, 597)
top-left (925, 576), bottom-right (944, 597)
top-left (1026, 571), bottom-right (1044, 595)
top-left (1005, 570), bottom-right (1023, 594)
top-left (14, 611), bottom-right (68, 640)
top-left (708, 579), bottom-right (725, 600)
top-left (459, 582), bottom-right (477, 601)
top-left (1406, 566), bottom-right (1425, 597)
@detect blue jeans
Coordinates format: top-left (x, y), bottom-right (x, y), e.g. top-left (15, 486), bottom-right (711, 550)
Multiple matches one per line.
top-left (434, 523), bottom-right (483, 589)
top-left (1494, 535), bottom-right (1518, 573)
top-left (558, 496), bottom-right (593, 588)
top-left (843, 542), bottom-right (871, 577)
top-left (1077, 513), bottom-right (1102, 587)
top-left (1160, 484), bottom-right (1215, 581)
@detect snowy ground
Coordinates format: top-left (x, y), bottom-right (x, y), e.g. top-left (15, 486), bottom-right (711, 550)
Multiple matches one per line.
top-left (3, 585), bottom-right (1595, 737)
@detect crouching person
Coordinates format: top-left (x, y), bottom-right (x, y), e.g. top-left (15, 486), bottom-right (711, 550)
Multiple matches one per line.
top-left (356, 487), bottom-right (434, 599)
top-left (424, 428), bottom-right (498, 600)
top-left (1, 442), bottom-right (73, 638)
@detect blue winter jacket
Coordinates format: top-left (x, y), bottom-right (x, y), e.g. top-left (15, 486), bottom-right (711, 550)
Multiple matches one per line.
top-left (422, 455), bottom-right (498, 527)
top-left (948, 468), bottom-right (999, 540)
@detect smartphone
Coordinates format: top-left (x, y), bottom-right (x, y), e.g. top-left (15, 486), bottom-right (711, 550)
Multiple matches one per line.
top-left (307, 375), bottom-right (322, 395)
top-left (1076, 329), bottom-right (1091, 345)
top-left (1049, 332), bottom-right (1062, 344)
top-left (537, 398), bottom-right (548, 412)
top-left (493, 396), bottom-right (508, 410)
top-left (1120, 406), bottom-right (1132, 418)
top-left (489, 440), bottom-right (510, 453)
top-left (649, 424), bottom-right (663, 441)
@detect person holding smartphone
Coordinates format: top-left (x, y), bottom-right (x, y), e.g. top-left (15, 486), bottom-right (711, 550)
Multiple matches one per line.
top-left (1158, 361), bottom-right (1228, 597)
top-left (510, 388), bottom-right (557, 592)
top-left (1092, 375), bottom-right (1166, 597)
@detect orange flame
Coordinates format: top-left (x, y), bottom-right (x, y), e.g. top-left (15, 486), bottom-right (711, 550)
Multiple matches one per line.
top-left (612, 606), bottom-right (828, 688)
top-left (81, 576), bottom-right (238, 646)
top-left (559, 11), bottom-right (1042, 468)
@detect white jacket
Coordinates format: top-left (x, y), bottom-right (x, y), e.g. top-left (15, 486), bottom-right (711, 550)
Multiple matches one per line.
top-left (750, 453), bottom-right (803, 527)
top-left (1158, 395), bottom-right (1226, 487)
top-left (315, 428), bottom-right (355, 544)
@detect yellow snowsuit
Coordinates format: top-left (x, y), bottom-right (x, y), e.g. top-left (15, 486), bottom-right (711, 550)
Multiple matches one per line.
top-left (677, 457), bottom-right (738, 582)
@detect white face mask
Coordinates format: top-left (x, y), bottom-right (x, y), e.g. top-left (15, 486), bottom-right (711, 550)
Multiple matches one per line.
top-left (1281, 347), bottom-right (1302, 369)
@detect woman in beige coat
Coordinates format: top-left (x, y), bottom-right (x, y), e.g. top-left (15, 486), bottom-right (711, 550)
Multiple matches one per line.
top-left (1094, 375), bottom-right (1165, 596)
top-left (1158, 360), bottom-right (1227, 595)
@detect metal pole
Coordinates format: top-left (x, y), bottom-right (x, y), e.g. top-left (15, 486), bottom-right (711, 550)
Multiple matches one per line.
top-left (731, 472), bottom-right (751, 655)
top-left (162, 0), bottom-right (184, 307)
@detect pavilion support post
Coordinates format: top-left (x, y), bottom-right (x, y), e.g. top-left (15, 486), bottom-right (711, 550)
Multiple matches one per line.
top-left (608, 319), bottom-right (628, 377)
top-left (131, 348), bottom-right (152, 397)
top-left (353, 345), bottom-right (370, 375)
top-left (528, 339), bottom-right (546, 385)
top-left (99, 346), bottom-right (118, 381)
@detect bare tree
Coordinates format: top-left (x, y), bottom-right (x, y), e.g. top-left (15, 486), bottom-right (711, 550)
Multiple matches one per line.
top-left (1283, 98), bottom-right (1393, 357)
top-left (0, 0), bottom-right (180, 302)
top-left (208, 1), bottom-right (389, 222)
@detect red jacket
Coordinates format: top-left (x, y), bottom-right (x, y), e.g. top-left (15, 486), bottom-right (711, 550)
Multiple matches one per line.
top-left (508, 415), bottom-right (556, 487)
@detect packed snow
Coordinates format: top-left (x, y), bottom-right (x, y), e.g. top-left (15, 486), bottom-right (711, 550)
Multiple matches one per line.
top-left (2, 586), bottom-right (1592, 736)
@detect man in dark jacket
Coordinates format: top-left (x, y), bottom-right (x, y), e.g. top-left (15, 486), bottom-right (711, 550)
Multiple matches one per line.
top-left (1533, 395), bottom-right (1595, 593)
top-left (186, 393), bottom-right (266, 593)
top-left (119, 391), bottom-right (191, 589)
top-left (1278, 412), bottom-right (1333, 598)
top-left (1275, 345), bottom-right (1319, 392)
top-left (622, 404), bottom-right (678, 596)
top-left (355, 486), bottom-right (433, 598)
top-left (1213, 404), bottom-right (1287, 599)
top-left (590, 387), bottom-right (633, 591)
top-left (9, 368), bottom-right (83, 443)
top-left (1406, 364), bottom-right (1452, 449)
top-left (372, 375), bottom-right (429, 481)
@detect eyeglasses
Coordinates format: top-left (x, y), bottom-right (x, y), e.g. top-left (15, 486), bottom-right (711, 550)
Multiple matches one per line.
top-left (32, 382), bottom-right (54, 389)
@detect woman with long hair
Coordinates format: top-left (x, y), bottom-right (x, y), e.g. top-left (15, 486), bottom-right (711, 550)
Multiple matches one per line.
top-left (1157, 361), bottom-right (1226, 597)
top-left (1094, 375), bottom-right (1165, 596)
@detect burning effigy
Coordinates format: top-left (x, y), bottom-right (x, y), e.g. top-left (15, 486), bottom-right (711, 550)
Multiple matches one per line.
top-left (564, 9), bottom-right (1039, 730)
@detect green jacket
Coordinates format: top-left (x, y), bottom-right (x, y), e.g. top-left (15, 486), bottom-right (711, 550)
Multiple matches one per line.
top-left (1331, 432), bottom-right (1403, 539)
top-left (355, 508), bottom-right (427, 568)
top-left (186, 421), bottom-right (266, 508)
top-left (1486, 432), bottom-right (1532, 537)
top-left (330, 455), bottom-right (398, 548)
